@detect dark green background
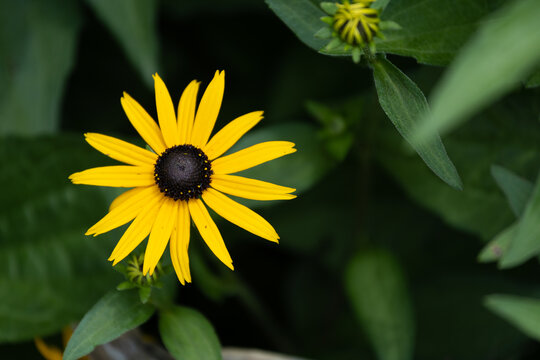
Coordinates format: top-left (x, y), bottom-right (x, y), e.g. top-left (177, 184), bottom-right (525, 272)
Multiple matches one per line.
top-left (2, 0), bottom-right (540, 359)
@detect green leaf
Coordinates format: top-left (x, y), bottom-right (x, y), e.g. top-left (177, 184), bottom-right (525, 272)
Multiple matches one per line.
top-left (500, 171), bottom-right (540, 268)
top-left (478, 223), bottom-right (516, 263)
top-left (479, 164), bottom-right (535, 264)
top-left (491, 165), bottom-right (533, 218)
top-left (265, 0), bottom-right (327, 51)
top-left (377, 0), bottom-right (504, 65)
top-left (0, 135), bottom-right (123, 342)
top-left (85, 0), bottom-right (159, 86)
top-left (159, 306), bottom-right (222, 360)
top-left (0, 0), bottom-right (81, 135)
top-left (413, 0), bottom-right (540, 141)
top-left (485, 294), bottom-right (540, 341)
top-left (375, 91), bottom-right (540, 241)
top-left (63, 290), bottom-right (155, 360)
top-left (372, 57), bottom-right (462, 189)
top-left (345, 249), bottom-right (415, 360)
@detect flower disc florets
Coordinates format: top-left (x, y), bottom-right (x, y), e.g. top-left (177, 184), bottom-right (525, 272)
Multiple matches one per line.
top-left (333, 0), bottom-right (380, 46)
top-left (154, 145), bottom-right (212, 201)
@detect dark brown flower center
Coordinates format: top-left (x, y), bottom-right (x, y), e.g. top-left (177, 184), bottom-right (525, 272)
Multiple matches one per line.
top-left (154, 145), bottom-right (212, 201)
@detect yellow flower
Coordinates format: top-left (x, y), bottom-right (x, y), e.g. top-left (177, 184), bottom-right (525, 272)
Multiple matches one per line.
top-left (70, 71), bottom-right (296, 285)
top-left (333, 0), bottom-right (380, 46)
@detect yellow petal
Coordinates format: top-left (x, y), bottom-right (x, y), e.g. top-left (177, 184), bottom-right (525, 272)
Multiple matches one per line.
top-left (204, 111), bottom-right (263, 160)
top-left (85, 133), bottom-right (157, 166)
top-left (34, 338), bottom-right (63, 360)
top-left (109, 187), bottom-right (137, 211)
top-left (190, 70), bottom-right (225, 147)
top-left (121, 92), bottom-right (167, 154)
top-left (188, 198), bottom-right (233, 269)
top-left (211, 174), bottom-right (296, 201)
top-left (170, 201), bottom-right (191, 284)
top-left (143, 198), bottom-right (178, 276)
top-left (69, 165), bottom-right (155, 187)
top-left (109, 195), bottom-right (164, 265)
top-left (177, 80), bottom-right (200, 145)
top-left (86, 186), bottom-right (159, 236)
top-left (202, 188), bottom-right (279, 242)
top-left (153, 74), bottom-right (180, 148)
top-left (211, 141), bottom-right (296, 175)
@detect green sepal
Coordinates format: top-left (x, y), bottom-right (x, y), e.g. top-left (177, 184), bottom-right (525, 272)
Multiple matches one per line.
top-left (380, 20), bottom-right (402, 31)
top-left (139, 286), bottom-right (152, 304)
top-left (117, 281), bottom-right (136, 291)
top-left (320, 2), bottom-right (338, 15)
top-left (314, 27), bottom-right (333, 39)
top-left (321, 16), bottom-right (334, 25)
top-left (352, 47), bottom-right (362, 63)
top-left (324, 37), bottom-right (343, 51)
top-left (368, 41), bottom-right (377, 55)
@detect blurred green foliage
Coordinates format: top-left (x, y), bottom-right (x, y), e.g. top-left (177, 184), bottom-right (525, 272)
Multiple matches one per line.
top-left (2, 0), bottom-right (540, 359)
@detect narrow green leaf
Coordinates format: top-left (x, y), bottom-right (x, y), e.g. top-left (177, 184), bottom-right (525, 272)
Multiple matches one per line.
top-left (414, 0), bottom-right (540, 141)
top-left (480, 166), bottom-right (532, 263)
top-left (0, 0), bottom-right (81, 135)
top-left (485, 294), bottom-right (540, 341)
top-left (345, 249), bottom-right (414, 360)
top-left (63, 290), bottom-right (155, 360)
top-left (0, 135), bottom-right (122, 342)
top-left (373, 57), bottom-right (462, 189)
top-left (265, 0), bottom-right (327, 51)
top-left (500, 172), bottom-right (540, 268)
top-left (491, 165), bottom-right (533, 217)
top-left (478, 223), bottom-right (516, 263)
top-left (159, 306), bottom-right (222, 360)
top-left (377, 0), bottom-right (504, 65)
top-left (85, 0), bottom-right (159, 86)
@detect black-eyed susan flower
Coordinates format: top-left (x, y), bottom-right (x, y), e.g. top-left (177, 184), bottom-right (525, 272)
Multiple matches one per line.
top-left (70, 71), bottom-right (296, 285)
